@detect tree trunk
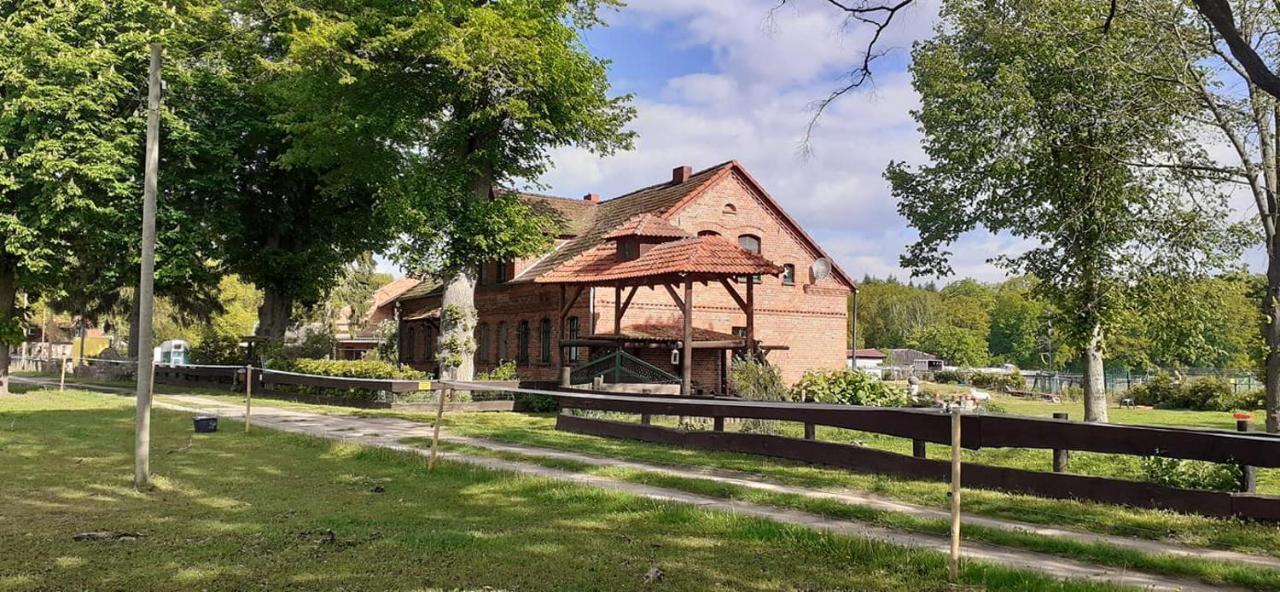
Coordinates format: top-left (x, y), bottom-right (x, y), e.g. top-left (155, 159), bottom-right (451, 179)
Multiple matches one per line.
top-left (438, 270), bottom-right (477, 380)
top-left (255, 288), bottom-right (292, 340)
top-left (435, 173), bottom-right (492, 381)
top-left (0, 258), bottom-right (16, 396)
top-left (1083, 321), bottom-right (1108, 423)
top-left (1265, 235), bottom-right (1280, 433)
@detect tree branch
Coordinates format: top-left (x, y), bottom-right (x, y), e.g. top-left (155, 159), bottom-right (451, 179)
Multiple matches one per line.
top-left (1191, 0), bottom-right (1280, 100)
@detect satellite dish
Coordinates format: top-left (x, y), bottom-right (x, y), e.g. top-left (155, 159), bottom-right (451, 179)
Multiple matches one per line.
top-left (811, 258), bottom-right (832, 281)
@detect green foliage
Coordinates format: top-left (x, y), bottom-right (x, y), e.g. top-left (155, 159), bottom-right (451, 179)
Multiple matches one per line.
top-left (851, 279), bottom-right (940, 349)
top-left (370, 320), bottom-right (400, 363)
top-left (731, 359), bottom-right (788, 402)
top-left (792, 369), bottom-right (910, 407)
top-left (1127, 373), bottom-right (1250, 411)
top-left (478, 361), bottom-right (519, 381)
top-left (932, 369), bottom-right (1025, 392)
top-left (908, 324), bottom-right (988, 367)
top-left (278, 358), bottom-right (425, 381)
top-left (731, 359), bottom-right (788, 434)
top-left (189, 334), bottom-right (245, 366)
top-left (889, 0), bottom-right (1244, 367)
top-left (1140, 456), bottom-right (1241, 492)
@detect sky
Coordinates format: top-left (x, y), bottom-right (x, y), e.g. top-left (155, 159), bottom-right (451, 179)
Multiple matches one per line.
top-left (380, 0), bottom-right (1264, 282)
top-left (529, 0), bottom-right (1030, 283)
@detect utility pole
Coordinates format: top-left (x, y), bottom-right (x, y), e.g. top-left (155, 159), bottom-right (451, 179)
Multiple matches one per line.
top-left (134, 43), bottom-right (162, 490)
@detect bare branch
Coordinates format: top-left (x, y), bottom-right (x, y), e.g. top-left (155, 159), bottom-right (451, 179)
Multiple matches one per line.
top-left (1191, 0), bottom-right (1280, 100)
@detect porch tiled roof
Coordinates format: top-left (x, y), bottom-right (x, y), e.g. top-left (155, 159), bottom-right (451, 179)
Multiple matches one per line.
top-left (514, 162), bottom-right (734, 282)
top-left (604, 214), bottom-right (691, 240)
top-left (591, 324), bottom-right (742, 343)
top-left (535, 235), bottom-right (782, 284)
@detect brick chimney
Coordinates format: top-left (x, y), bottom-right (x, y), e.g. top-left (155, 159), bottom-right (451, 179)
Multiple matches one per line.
top-left (672, 165), bottom-right (692, 183)
top-left (583, 193), bottom-right (600, 203)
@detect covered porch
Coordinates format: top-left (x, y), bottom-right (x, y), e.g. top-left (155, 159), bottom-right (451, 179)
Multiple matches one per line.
top-left (537, 215), bottom-right (783, 395)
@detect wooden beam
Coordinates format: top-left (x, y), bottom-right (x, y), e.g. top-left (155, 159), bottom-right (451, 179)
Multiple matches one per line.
top-left (619, 286), bottom-right (639, 319)
top-left (559, 285), bottom-right (584, 323)
top-left (663, 283), bottom-right (685, 310)
top-left (718, 278), bottom-right (748, 313)
top-left (613, 284), bottom-right (622, 335)
top-left (746, 277), bottom-right (755, 357)
top-left (682, 279), bottom-right (694, 395)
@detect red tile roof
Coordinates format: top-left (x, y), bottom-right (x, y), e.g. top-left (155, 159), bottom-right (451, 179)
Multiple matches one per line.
top-left (850, 348), bottom-right (886, 359)
top-left (604, 214), bottom-right (691, 240)
top-left (592, 324), bottom-right (743, 343)
top-left (536, 234), bottom-right (782, 284)
top-left (515, 161), bottom-right (735, 282)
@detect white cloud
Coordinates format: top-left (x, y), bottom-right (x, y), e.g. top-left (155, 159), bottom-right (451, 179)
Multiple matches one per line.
top-left (537, 1), bottom-right (946, 282)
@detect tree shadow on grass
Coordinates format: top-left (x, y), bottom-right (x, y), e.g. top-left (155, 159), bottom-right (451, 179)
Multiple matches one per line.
top-left (0, 397), bottom-right (1119, 592)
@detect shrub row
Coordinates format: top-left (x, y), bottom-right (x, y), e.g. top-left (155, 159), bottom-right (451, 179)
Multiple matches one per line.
top-left (1127, 373), bottom-right (1262, 411)
top-left (791, 368), bottom-right (911, 407)
top-left (265, 358), bottom-right (426, 403)
top-left (933, 369), bottom-right (1027, 391)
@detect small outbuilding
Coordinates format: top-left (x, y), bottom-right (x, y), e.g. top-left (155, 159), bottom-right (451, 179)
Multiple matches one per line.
top-left (847, 348), bottom-right (886, 370)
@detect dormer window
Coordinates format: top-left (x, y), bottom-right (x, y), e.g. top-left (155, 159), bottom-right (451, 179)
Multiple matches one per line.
top-left (723, 203), bottom-right (737, 216)
top-left (617, 238), bottom-right (640, 261)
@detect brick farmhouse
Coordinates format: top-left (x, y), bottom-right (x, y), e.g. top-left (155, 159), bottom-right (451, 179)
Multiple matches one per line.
top-left (395, 161), bottom-right (855, 393)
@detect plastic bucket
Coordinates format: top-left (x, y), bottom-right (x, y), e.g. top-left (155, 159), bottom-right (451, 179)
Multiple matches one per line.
top-left (193, 416), bottom-right (219, 433)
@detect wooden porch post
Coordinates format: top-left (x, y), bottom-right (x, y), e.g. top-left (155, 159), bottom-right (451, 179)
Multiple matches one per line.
top-left (746, 277), bottom-right (756, 358)
top-left (682, 279), bottom-right (694, 395)
top-left (614, 284), bottom-right (622, 335)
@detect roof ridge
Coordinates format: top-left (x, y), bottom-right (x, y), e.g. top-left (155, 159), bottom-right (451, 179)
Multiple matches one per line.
top-left (605, 160), bottom-right (735, 202)
top-left (498, 187), bottom-right (593, 204)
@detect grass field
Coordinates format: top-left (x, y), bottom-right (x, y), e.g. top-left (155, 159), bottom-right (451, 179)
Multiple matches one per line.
top-left (0, 390), bottom-right (1138, 592)
top-left (136, 383), bottom-right (1280, 560)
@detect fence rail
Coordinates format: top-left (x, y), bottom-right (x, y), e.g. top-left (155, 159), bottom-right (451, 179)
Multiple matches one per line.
top-left (440, 381), bottom-right (1280, 521)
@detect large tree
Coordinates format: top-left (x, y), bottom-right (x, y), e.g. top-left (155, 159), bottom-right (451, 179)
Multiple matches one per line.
top-left (887, 0), bottom-right (1243, 421)
top-left (0, 1), bottom-right (179, 394)
top-left (273, 0), bottom-right (635, 379)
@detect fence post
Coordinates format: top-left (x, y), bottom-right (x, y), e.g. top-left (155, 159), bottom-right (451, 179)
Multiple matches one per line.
top-left (948, 405), bottom-right (962, 583)
top-left (640, 413), bottom-right (651, 425)
top-left (559, 366), bottom-right (570, 387)
top-left (713, 416), bottom-right (724, 432)
top-left (59, 357), bottom-right (67, 391)
top-left (1238, 419), bottom-right (1257, 493)
top-left (803, 422), bottom-right (816, 440)
top-left (244, 366), bottom-right (253, 434)
top-left (1052, 412), bottom-right (1070, 473)
top-left (913, 439), bottom-right (927, 459)
top-left (429, 384), bottom-right (448, 471)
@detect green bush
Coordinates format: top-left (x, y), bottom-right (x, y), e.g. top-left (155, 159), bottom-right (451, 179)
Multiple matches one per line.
top-left (934, 369), bottom-right (968, 385)
top-left (1140, 456), bottom-right (1241, 492)
top-left (189, 333), bottom-right (244, 365)
top-left (970, 370), bottom-right (1026, 391)
top-left (792, 369), bottom-right (910, 407)
top-left (1130, 373), bottom-right (1235, 411)
top-left (731, 359), bottom-right (788, 434)
top-left (477, 360), bottom-right (519, 381)
top-left (276, 358), bottom-right (426, 380)
top-left (264, 358), bottom-right (427, 404)
top-left (1212, 388), bottom-right (1266, 412)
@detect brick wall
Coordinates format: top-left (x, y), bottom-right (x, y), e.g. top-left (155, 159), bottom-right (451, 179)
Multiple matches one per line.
top-left (400, 168), bottom-right (851, 387)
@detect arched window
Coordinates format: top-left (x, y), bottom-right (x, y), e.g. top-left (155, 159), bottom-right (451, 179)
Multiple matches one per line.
top-left (517, 320), bottom-right (531, 365)
top-left (497, 322), bottom-right (508, 362)
top-left (566, 316), bottom-right (581, 363)
top-left (539, 318), bottom-right (552, 365)
top-left (738, 234), bottom-right (761, 283)
top-left (424, 325), bottom-right (436, 362)
top-left (782, 264), bottom-right (796, 286)
top-left (404, 326), bottom-right (416, 361)
top-left (697, 230), bottom-right (720, 237)
top-left (476, 323), bottom-right (490, 363)
top-left (723, 203), bottom-right (737, 215)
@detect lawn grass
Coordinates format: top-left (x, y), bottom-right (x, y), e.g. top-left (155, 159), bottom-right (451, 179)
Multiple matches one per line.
top-left (428, 441), bottom-right (1280, 591)
top-left (0, 390), bottom-right (1136, 592)
top-left (147, 387), bottom-right (1280, 557)
top-left (17, 375), bottom-right (1273, 550)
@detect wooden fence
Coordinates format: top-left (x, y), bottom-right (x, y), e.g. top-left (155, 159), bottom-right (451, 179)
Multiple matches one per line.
top-left (440, 384), bottom-right (1280, 521)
